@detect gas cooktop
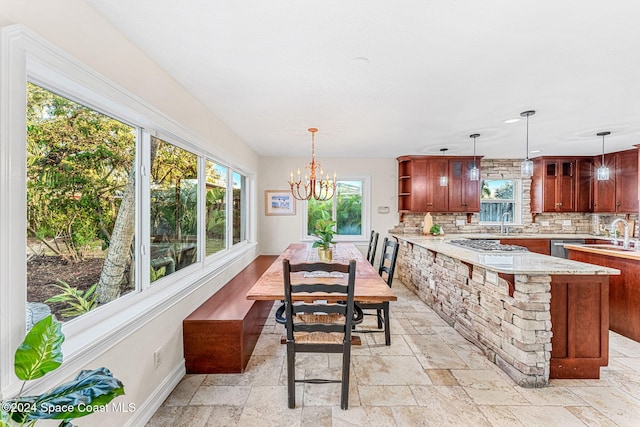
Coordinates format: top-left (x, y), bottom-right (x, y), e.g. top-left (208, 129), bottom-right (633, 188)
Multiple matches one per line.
top-left (447, 239), bottom-right (529, 252)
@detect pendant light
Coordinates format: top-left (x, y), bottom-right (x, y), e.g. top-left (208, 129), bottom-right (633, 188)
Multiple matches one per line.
top-left (439, 148), bottom-right (449, 186)
top-left (596, 131), bottom-right (611, 181)
top-left (520, 110), bottom-right (535, 177)
top-left (469, 133), bottom-right (480, 181)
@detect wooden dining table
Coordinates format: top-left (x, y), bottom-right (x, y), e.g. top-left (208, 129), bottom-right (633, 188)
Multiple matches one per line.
top-left (246, 242), bottom-right (397, 303)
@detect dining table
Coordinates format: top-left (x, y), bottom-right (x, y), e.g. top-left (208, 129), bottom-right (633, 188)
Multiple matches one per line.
top-left (246, 242), bottom-right (397, 304)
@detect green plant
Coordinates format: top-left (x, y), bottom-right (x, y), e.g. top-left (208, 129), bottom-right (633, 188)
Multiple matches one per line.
top-left (429, 224), bottom-right (442, 235)
top-left (0, 315), bottom-right (124, 426)
top-left (45, 281), bottom-right (98, 318)
top-left (150, 265), bottom-right (166, 282)
top-left (312, 219), bottom-right (337, 250)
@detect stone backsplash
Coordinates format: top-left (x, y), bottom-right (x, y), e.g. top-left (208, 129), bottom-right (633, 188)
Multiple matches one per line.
top-left (392, 158), bottom-right (639, 237)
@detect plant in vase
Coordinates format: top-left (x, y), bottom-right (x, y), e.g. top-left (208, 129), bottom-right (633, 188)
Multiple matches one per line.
top-left (0, 315), bottom-right (124, 427)
top-left (312, 219), bottom-right (337, 261)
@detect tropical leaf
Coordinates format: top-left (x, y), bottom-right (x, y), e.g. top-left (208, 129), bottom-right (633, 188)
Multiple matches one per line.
top-left (24, 368), bottom-right (124, 421)
top-left (14, 315), bottom-right (64, 381)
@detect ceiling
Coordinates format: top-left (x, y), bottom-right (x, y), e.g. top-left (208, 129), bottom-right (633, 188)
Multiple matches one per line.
top-left (85, 0), bottom-right (640, 160)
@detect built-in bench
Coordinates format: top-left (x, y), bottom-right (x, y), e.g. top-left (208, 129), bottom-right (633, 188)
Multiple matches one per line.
top-left (183, 255), bottom-right (278, 374)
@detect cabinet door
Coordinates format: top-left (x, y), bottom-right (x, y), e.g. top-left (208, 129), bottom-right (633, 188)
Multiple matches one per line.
top-left (426, 158), bottom-right (449, 211)
top-left (540, 159), bottom-right (575, 212)
top-left (448, 159), bottom-right (480, 212)
top-left (615, 150), bottom-right (639, 213)
top-left (409, 159), bottom-right (428, 212)
top-left (576, 159), bottom-right (593, 212)
top-left (557, 160), bottom-right (576, 211)
top-left (593, 154), bottom-right (616, 213)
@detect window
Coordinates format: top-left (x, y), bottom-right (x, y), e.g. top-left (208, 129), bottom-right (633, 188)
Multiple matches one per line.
top-left (205, 161), bottom-right (227, 255)
top-left (480, 179), bottom-right (520, 224)
top-left (150, 136), bottom-right (199, 281)
top-left (3, 26), bottom-right (255, 396)
top-left (26, 82), bottom-right (137, 324)
top-left (306, 178), bottom-right (368, 240)
top-left (232, 171), bottom-right (246, 245)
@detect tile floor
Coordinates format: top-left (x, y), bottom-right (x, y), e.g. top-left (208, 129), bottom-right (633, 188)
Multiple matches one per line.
top-left (147, 281), bottom-right (640, 426)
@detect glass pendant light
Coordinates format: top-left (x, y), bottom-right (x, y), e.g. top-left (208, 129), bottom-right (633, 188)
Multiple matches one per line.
top-left (596, 131), bottom-right (611, 181)
top-left (520, 110), bottom-right (535, 177)
top-left (439, 148), bottom-right (448, 186)
top-left (469, 133), bottom-right (480, 181)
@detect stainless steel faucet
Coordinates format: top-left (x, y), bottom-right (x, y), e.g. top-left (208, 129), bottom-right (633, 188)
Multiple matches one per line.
top-left (610, 218), bottom-right (630, 249)
top-left (500, 212), bottom-right (510, 234)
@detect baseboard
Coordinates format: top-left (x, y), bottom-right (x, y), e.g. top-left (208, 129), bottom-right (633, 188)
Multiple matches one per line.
top-left (124, 359), bottom-right (186, 427)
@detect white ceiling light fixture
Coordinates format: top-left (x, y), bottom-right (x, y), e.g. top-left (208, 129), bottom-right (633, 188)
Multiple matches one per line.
top-left (596, 131), bottom-right (611, 181)
top-left (520, 110), bottom-right (536, 177)
top-left (439, 148), bottom-right (449, 186)
top-left (503, 118), bottom-right (520, 124)
top-left (469, 134), bottom-right (480, 181)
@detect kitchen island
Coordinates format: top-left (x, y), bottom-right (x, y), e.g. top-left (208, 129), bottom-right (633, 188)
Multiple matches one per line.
top-left (565, 243), bottom-right (640, 343)
top-left (392, 233), bottom-right (619, 387)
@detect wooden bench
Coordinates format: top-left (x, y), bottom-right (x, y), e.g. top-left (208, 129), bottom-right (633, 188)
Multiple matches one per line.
top-left (183, 255), bottom-right (278, 374)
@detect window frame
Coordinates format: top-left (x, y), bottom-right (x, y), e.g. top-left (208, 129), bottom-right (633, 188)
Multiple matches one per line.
top-left (302, 175), bottom-right (371, 242)
top-left (0, 25), bottom-right (256, 397)
top-left (479, 178), bottom-right (523, 225)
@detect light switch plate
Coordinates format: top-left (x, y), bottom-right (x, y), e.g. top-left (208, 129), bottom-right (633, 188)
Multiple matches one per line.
top-left (562, 220), bottom-right (571, 226)
top-left (541, 221), bottom-right (550, 227)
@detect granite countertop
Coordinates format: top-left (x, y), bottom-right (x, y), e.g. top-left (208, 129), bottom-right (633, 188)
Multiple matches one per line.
top-left (564, 243), bottom-right (640, 261)
top-left (391, 233), bottom-right (620, 276)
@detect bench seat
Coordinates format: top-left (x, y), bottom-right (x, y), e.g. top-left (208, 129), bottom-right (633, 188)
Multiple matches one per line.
top-left (183, 255), bottom-right (277, 373)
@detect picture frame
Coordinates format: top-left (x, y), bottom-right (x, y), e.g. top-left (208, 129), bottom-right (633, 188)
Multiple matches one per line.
top-left (265, 190), bottom-right (296, 216)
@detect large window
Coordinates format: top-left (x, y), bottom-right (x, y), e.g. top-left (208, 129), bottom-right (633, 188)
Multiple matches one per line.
top-left (26, 83), bottom-right (137, 323)
top-left (150, 136), bottom-right (199, 281)
top-left (306, 178), bottom-right (368, 240)
top-left (480, 179), bottom-right (520, 224)
top-left (232, 171), bottom-right (246, 245)
top-left (205, 161), bottom-right (227, 255)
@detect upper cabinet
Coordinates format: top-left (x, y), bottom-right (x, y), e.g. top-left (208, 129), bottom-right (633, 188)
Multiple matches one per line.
top-left (593, 148), bottom-right (638, 213)
top-left (397, 155), bottom-right (480, 216)
top-left (448, 158), bottom-right (481, 212)
top-left (531, 157), bottom-right (592, 213)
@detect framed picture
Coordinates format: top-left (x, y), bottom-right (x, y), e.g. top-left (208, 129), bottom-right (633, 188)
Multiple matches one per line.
top-left (265, 190), bottom-right (296, 216)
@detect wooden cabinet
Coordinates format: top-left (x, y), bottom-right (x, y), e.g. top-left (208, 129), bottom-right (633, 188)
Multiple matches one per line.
top-left (550, 274), bottom-right (609, 379)
top-left (593, 148), bottom-right (638, 213)
top-left (448, 158), bottom-right (481, 212)
top-left (500, 238), bottom-right (550, 255)
top-left (531, 157), bottom-right (592, 213)
top-left (398, 157), bottom-right (448, 212)
top-left (397, 155), bottom-right (480, 216)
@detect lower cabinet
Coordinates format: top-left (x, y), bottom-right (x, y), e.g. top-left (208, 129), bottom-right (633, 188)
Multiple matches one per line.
top-left (550, 274), bottom-right (609, 379)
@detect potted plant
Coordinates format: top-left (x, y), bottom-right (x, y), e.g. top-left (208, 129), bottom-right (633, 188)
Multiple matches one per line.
top-left (1, 315), bottom-right (124, 427)
top-left (312, 219), bottom-right (337, 261)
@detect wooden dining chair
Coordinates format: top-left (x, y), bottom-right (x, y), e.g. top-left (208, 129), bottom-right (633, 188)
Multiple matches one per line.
top-left (354, 237), bottom-right (399, 346)
top-left (366, 230), bottom-right (379, 265)
top-left (282, 259), bottom-right (356, 410)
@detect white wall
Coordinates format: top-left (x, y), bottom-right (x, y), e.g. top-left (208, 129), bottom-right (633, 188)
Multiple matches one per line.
top-left (258, 156), bottom-right (399, 255)
top-left (0, 1), bottom-right (260, 426)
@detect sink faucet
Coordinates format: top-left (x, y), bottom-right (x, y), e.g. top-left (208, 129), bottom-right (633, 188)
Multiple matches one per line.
top-left (610, 218), bottom-right (630, 249)
top-left (500, 212), bottom-right (510, 234)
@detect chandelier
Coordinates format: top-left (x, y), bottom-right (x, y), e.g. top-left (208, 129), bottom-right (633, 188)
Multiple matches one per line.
top-left (288, 128), bottom-right (337, 201)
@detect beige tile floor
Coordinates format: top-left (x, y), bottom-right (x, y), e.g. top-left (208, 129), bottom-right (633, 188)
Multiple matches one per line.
top-left (147, 281), bottom-right (640, 426)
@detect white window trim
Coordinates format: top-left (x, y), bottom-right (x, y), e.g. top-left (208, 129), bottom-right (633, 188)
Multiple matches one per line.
top-left (0, 25), bottom-right (257, 398)
top-left (479, 178), bottom-right (523, 225)
top-left (301, 175), bottom-right (371, 243)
